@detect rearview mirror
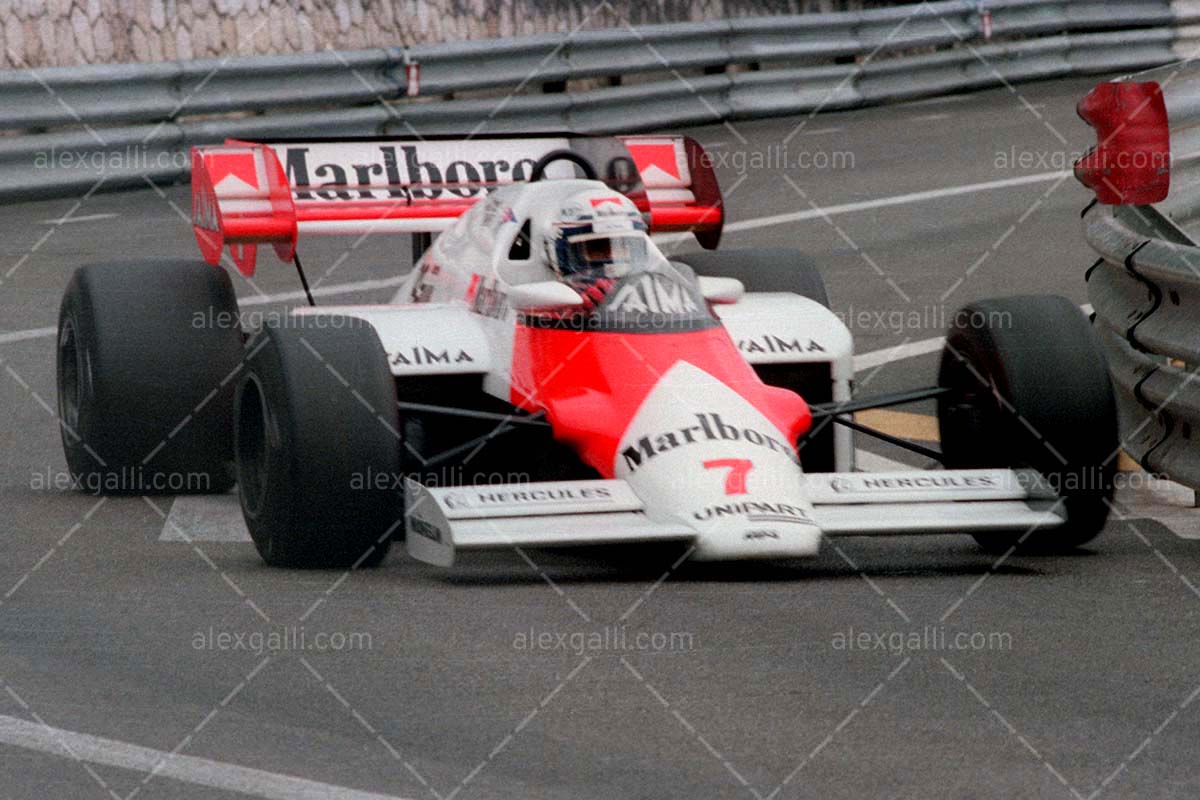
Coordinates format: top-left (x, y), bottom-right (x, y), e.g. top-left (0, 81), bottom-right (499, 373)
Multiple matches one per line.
top-left (509, 281), bottom-right (584, 312)
top-left (697, 276), bottom-right (744, 305)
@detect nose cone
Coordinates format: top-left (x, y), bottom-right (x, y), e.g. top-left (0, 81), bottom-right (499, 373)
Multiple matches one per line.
top-left (614, 361), bottom-right (822, 559)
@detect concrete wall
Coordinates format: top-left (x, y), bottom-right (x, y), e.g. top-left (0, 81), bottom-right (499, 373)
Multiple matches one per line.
top-left (0, 0), bottom-right (890, 69)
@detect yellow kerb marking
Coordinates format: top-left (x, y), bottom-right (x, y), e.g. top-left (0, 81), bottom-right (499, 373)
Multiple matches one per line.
top-left (853, 410), bottom-right (940, 443)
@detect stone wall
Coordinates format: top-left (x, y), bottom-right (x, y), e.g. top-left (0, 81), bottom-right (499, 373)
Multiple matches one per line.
top-left (0, 0), bottom-right (895, 69)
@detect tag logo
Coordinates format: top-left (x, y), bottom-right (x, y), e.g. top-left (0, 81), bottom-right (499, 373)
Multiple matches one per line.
top-left (589, 196), bottom-right (625, 210)
top-left (193, 183), bottom-right (220, 232)
top-left (608, 274), bottom-right (699, 315)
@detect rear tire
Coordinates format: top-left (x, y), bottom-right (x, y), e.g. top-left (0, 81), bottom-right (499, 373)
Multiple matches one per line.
top-left (235, 316), bottom-right (400, 568)
top-left (56, 260), bottom-right (243, 494)
top-left (676, 248), bottom-right (829, 306)
top-left (937, 295), bottom-right (1117, 553)
top-left (678, 248), bottom-right (835, 471)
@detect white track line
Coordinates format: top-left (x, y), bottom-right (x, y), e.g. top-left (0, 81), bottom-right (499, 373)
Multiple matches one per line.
top-left (853, 338), bottom-right (945, 372)
top-left (38, 213), bottom-right (119, 225)
top-left (652, 169), bottom-right (1069, 245)
top-left (718, 170), bottom-right (1070, 235)
top-left (0, 326), bottom-right (56, 345)
top-left (3, 172), bottom-right (1070, 348)
top-left (0, 713), bottom-right (412, 800)
top-left (240, 275), bottom-right (406, 307)
top-left (0, 276), bottom-right (408, 346)
top-left (850, 304), bottom-right (1093, 373)
top-left (162, 493), bottom-right (248, 542)
top-left (903, 94), bottom-right (975, 107)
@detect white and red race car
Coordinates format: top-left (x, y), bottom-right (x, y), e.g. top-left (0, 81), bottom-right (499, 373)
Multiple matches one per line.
top-left (56, 135), bottom-right (1118, 568)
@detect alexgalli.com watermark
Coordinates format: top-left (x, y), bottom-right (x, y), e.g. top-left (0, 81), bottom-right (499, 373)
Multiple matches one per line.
top-left (836, 304), bottom-right (1013, 336)
top-left (30, 465), bottom-right (211, 494)
top-left (994, 145), bottom-right (1170, 172)
top-left (832, 626), bottom-right (1012, 657)
top-left (351, 467), bottom-right (530, 491)
top-left (191, 308), bottom-right (372, 331)
top-left (35, 145), bottom-right (191, 173)
top-left (514, 625), bottom-right (694, 657)
top-left (701, 143), bottom-right (856, 173)
top-left (193, 626), bottom-right (373, 656)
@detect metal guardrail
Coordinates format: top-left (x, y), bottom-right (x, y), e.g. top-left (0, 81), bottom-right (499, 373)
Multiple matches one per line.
top-left (1077, 60), bottom-right (1200, 488)
top-left (1, 0), bottom-right (1197, 202)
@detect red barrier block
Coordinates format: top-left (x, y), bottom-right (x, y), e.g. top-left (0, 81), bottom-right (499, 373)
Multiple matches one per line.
top-left (1075, 81), bottom-right (1170, 205)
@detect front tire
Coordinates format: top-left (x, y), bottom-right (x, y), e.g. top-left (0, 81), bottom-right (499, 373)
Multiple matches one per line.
top-left (937, 295), bottom-right (1117, 553)
top-left (56, 260), bottom-right (243, 494)
top-left (235, 316), bottom-right (401, 568)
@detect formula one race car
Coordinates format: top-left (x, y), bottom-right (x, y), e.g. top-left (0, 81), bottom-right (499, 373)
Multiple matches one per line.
top-left (55, 134), bottom-right (1118, 568)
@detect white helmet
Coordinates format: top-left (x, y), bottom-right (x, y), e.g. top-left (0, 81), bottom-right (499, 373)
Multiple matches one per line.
top-left (543, 189), bottom-right (650, 280)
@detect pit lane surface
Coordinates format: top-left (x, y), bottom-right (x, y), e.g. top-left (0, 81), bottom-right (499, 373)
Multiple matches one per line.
top-left (2, 74), bottom-right (1200, 799)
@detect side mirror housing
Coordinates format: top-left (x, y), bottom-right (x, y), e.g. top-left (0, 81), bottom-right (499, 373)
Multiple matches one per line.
top-left (509, 281), bottom-right (584, 312)
top-left (698, 276), bottom-right (744, 305)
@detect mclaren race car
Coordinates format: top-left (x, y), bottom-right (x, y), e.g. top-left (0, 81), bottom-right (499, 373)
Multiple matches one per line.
top-left (55, 134), bottom-right (1118, 568)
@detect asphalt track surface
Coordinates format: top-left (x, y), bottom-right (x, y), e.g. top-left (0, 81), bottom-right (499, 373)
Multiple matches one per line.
top-left (3, 74), bottom-right (1200, 799)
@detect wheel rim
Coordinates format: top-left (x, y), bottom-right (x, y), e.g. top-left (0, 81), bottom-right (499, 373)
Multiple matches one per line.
top-left (237, 376), bottom-right (270, 519)
top-left (58, 318), bottom-right (83, 432)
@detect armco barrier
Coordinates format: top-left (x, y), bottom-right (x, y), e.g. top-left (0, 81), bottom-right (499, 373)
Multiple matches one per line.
top-left (3, 0), bottom-right (1200, 202)
top-left (1077, 59), bottom-right (1200, 488)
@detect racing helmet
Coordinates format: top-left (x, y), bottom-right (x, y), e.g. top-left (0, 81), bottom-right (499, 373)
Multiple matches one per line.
top-left (543, 190), bottom-right (651, 280)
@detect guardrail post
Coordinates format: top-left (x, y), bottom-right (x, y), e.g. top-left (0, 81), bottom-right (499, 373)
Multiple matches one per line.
top-left (402, 50), bottom-right (420, 98)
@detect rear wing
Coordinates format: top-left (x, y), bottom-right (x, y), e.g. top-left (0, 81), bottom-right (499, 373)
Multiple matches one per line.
top-left (191, 134), bottom-right (724, 275)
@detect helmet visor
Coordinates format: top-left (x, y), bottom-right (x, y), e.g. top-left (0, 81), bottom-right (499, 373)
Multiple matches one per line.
top-left (560, 232), bottom-right (647, 278)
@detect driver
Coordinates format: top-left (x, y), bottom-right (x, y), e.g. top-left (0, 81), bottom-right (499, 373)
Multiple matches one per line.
top-left (542, 190), bottom-right (654, 310)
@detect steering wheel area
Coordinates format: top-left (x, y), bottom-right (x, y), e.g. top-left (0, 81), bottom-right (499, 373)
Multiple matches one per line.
top-left (529, 149), bottom-right (599, 181)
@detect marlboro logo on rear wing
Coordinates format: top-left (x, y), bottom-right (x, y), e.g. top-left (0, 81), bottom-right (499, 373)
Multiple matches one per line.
top-left (191, 134), bottom-right (724, 275)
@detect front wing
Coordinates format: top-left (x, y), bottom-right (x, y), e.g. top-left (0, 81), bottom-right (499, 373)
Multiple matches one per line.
top-left (404, 471), bottom-right (1064, 566)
